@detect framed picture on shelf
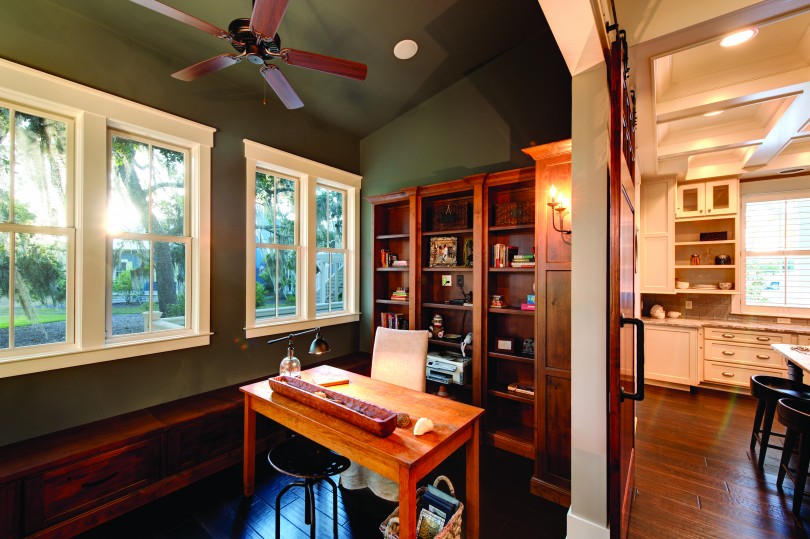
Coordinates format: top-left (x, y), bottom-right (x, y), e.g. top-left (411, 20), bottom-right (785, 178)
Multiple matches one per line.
top-left (429, 237), bottom-right (457, 267)
top-left (495, 337), bottom-right (515, 353)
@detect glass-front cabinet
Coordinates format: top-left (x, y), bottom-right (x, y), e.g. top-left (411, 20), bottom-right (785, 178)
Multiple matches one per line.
top-left (676, 178), bottom-right (737, 218)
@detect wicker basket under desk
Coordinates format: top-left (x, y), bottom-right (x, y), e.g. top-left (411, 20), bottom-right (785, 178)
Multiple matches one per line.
top-left (380, 475), bottom-right (463, 539)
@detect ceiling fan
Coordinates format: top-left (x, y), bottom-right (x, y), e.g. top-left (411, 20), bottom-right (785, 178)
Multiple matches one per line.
top-left (130, 0), bottom-right (368, 109)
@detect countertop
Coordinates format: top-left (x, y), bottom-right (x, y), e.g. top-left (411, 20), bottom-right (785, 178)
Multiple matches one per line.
top-left (641, 316), bottom-right (810, 335)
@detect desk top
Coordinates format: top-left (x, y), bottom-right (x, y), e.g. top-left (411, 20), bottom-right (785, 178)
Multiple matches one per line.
top-left (772, 343), bottom-right (810, 373)
top-left (241, 366), bottom-right (484, 476)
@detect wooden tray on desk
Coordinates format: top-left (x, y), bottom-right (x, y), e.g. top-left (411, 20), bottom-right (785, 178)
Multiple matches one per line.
top-left (268, 376), bottom-right (397, 437)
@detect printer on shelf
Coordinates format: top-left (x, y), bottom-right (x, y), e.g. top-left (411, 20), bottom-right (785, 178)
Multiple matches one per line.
top-left (426, 350), bottom-right (471, 385)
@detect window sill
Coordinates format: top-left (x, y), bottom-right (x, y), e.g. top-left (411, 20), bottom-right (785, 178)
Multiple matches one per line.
top-left (245, 313), bottom-right (360, 340)
top-left (0, 332), bottom-right (212, 379)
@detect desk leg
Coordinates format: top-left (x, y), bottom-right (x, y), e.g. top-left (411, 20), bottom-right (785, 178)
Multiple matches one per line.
top-left (398, 464), bottom-right (417, 539)
top-left (243, 397), bottom-right (256, 497)
top-left (465, 418), bottom-right (480, 539)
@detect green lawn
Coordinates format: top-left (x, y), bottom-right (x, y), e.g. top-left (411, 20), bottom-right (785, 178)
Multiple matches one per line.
top-left (0, 303), bottom-right (148, 328)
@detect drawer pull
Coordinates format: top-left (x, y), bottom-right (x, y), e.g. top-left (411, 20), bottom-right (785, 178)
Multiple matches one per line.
top-left (722, 372), bottom-right (735, 377)
top-left (722, 333), bottom-right (735, 338)
top-left (82, 472), bottom-right (118, 489)
top-left (722, 351), bottom-right (735, 356)
top-left (756, 354), bottom-right (770, 360)
top-left (756, 336), bottom-right (771, 342)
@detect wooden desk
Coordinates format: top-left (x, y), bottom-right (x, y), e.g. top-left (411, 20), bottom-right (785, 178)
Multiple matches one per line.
top-left (241, 366), bottom-right (484, 538)
top-left (772, 343), bottom-right (810, 382)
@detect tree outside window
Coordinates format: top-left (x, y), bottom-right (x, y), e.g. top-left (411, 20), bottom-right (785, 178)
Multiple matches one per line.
top-left (315, 186), bottom-right (345, 314)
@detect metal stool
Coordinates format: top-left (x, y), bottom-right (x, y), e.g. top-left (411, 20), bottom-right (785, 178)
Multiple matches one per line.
top-left (750, 375), bottom-right (810, 469)
top-left (777, 398), bottom-right (810, 516)
top-left (267, 435), bottom-right (350, 539)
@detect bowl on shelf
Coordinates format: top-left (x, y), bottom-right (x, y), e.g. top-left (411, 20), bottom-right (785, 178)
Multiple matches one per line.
top-left (676, 281), bottom-right (690, 289)
top-left (718, 282), bottom-right (733, 290)
top-left (667, 311), bottom-right (682, 318)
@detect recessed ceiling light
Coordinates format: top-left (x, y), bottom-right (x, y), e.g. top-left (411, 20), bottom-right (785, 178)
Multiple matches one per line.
top-left (720, 28), bottom-right (758, 47)
top-left (703, 110), bottom-right (724, 117)
top-left (394, 39), bottom-right (418, 60)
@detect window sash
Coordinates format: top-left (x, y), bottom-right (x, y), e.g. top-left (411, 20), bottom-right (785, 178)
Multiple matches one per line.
top-left (741, 190), bottom-right (810, 314)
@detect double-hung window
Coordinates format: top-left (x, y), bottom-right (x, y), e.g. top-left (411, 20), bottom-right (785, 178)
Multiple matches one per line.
top-left (0, 103), bottom-right (74, 352)
top-left (245, 141), bottom-right (360, 338)
top-left (741, 190), bottom-right (810, 315)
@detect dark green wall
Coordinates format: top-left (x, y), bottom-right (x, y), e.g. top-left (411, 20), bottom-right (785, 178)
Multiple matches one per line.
top-left (0, 1), bottom-right (361, 446)
top-left (358, 29), bottom-right (572, 350)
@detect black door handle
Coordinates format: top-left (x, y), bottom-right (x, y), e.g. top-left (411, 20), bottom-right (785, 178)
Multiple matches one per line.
top-left (619, 314), bottom-right (645, 402)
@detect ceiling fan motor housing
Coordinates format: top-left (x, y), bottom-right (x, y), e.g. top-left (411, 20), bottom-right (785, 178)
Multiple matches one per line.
top-left (228, 17), bottom-right (280, 62)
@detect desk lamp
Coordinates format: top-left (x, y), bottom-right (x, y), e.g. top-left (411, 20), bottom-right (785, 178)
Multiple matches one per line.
top-left (268, 327), bottom-right (330, 377)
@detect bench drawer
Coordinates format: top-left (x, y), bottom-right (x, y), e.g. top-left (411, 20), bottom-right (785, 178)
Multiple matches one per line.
top-left (166, 410), bottom-right (243, 474)
top-left (24, 437), bottom-right (161, 533)
top-left (703, 361), bottom-right (786, 388)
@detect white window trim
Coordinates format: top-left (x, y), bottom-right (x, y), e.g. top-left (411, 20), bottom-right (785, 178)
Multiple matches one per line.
top-left (736, 187), bottom-right (810, 319)
top-left (244, 140), bottom-right (360, 339)
top-left (0, 58), bottom-right (213, 378)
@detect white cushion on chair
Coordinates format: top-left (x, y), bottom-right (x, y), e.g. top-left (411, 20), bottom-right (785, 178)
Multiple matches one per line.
top-left (340, 328), bottom-right (429, 499)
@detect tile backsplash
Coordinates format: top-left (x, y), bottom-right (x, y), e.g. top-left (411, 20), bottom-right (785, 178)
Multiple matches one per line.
top-left (641, 293), bottom-right (809, 326)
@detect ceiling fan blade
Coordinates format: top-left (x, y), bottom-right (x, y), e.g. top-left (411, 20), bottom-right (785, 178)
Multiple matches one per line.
top-left (130, 0), bottom-right (229, 39)
top-left (250, 0), bottom-right (290, 39)
top-left (282, 49), bottom-right (367, 81)
top-left (261, 65), bottom-right (304, 109)
top-left (172, 54), bottom-right (242, 81)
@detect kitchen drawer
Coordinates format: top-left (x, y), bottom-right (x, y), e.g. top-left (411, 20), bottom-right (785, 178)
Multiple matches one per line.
top-left (24, 437), bottom-right (161, 533)
top-left (704, 341), bottom-right (786, 369)
top-left (703, 361), bottom-right (785, 388)
top-left (166, 409), bottom-right (243, 474)
top-left (704, 328), bottom-right (793, 345)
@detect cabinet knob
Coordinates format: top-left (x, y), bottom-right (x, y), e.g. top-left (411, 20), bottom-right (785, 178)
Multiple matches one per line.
top-left (756, 354), bottom-right (770, 360)
top-left (707, 209), bottom-right (712, 213)
top-left (722, 333), bottom-right (735, 338)
top-left (722, 372), bottom-right (734, 377)
top-left (756, 336), bottom-right (771, 342)
top-left (722, 351), bottom-right (735, 356)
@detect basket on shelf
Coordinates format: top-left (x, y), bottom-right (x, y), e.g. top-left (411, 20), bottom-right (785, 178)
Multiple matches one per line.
top-left (380, 475), bottom-right (463, 539)
top-left (494, 200), bottom-right (534, 226)
top-left (699, 231), bottom-right (728, 241)
top-left (431, 202), bottom-right (471, 231)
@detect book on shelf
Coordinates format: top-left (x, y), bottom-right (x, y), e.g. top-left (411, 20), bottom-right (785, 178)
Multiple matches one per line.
top-left (510, 261), bottom-right (536, 268)
top-left (520, 303), bottom-right (536, 311)
top-left (390, 287), bottom-right (409, 301)
top-left (491, 244), bottom-right (519, 268)
top-left (380, 312), bottom-right (408, 329)
top-left (507, 382), bottom-right (535, 396)
top-left (512, 254), bottom-right (534, 261)
top-left (379, 249), bottom-right (398, 268)
top-left (391, 260), bottom-right (409, 267)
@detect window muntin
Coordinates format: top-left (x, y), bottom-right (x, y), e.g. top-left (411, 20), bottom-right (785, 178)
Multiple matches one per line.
top-left (255, 170), bottom-right (299, 321)
top-left (316, 185), bottom-right (346, 314)
top-left (0, 104), bottom-right (73, 352)
top-left (107, 132), bottom-right (190, 339)
top-left (742, 193), bottom-right (810, 311)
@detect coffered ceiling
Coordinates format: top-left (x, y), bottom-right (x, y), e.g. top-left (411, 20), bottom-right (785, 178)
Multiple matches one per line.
top-left (628, 1), bottom-right (810, 182)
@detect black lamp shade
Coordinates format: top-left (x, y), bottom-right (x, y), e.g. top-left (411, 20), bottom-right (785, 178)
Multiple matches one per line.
top-left (309, 331), bottom-right (330, 354)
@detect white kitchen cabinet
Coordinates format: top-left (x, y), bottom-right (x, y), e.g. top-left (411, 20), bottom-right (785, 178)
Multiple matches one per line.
top-left (676, 178), bottom-right (738, 219)
top-left (644, 325), bottom-right (699, 386)
top-left (702, 326), bottom-right (794, 388)
top-left (640, 177), bottom-right (675, 293)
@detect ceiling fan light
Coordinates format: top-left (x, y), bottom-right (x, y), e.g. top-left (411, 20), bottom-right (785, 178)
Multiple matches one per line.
top-left (394, 39), bottom-right (418, 60)
top-left (720, 28), bottom-right (758, 47)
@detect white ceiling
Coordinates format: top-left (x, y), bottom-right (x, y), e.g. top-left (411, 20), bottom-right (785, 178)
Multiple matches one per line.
top-left (625, 0), bottom-right (810, 182)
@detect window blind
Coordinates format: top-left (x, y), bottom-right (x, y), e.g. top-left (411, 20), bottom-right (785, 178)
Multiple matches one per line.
top-left (744, 196), bottom-right (810, 308)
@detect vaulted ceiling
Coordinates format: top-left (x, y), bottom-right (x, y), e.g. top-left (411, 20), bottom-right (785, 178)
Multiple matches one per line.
top-left (35, 0), bottom-right (549, 139)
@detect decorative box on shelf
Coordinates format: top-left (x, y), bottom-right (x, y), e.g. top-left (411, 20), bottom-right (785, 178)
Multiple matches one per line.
top-left (432, 202), bottom-right (471, 231)
top-left (494, 200), bottom-right (534, 226)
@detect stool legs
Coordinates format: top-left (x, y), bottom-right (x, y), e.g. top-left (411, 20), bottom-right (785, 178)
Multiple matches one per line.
top-left (794, 433), bottom-right (810, 517)
top-left (324, 476), bottom-right (340, 538)
top-left (274, 477), bottom-right (341, 538)
top-left (758, 401), bottom-right (778, 469)
top-left (751, 399), bottom-right (766, 452)
top-left (777, 428), bottom-right (798, 489)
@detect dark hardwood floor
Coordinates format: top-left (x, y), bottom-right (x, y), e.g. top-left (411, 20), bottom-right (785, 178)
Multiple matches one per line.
top-left (630, 385), bottom-right (810, 539)
top-left (76, 386), bottom-right (810, 538)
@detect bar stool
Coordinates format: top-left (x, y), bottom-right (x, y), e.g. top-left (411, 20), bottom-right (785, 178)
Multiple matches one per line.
top-left (776, 398), bottom-right (810, 516)
top-left (749, 375), bottom-right (810, 469)
top-left (267, 435), bottom-right (350, 539)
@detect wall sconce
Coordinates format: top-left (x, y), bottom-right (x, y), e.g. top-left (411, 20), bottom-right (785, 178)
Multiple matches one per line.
top-left (267, 327), bottom-right (331, 378)
top-left (547, 185), bottom-right (572, 235)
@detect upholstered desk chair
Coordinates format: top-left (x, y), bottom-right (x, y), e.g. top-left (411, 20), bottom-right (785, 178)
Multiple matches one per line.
top-left (340, 327), bottom-right (429, 500)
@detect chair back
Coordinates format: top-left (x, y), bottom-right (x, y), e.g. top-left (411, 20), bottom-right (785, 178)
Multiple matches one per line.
top-left (371, 327), bottom-right (429, 392)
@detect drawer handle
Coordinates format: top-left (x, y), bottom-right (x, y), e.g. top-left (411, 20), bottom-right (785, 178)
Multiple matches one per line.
top-left (722, 333), bottom-right (735, 338)
top-left (757, 337), bottom-right (771, 342)
top-left (756, 354), bottom-right (770, 360)
top-left (82, 472), bottom-right (118, 489)
top-left (722, 351), bottom-right (735, 356)
top-left (722, 372), bottom-right (735, 377)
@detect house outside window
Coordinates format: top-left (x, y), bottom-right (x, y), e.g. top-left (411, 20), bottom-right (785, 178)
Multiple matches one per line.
top-left (244, 141), bottom-right (360, 339)
top-left (740, 190), bottom-right (810, 316)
